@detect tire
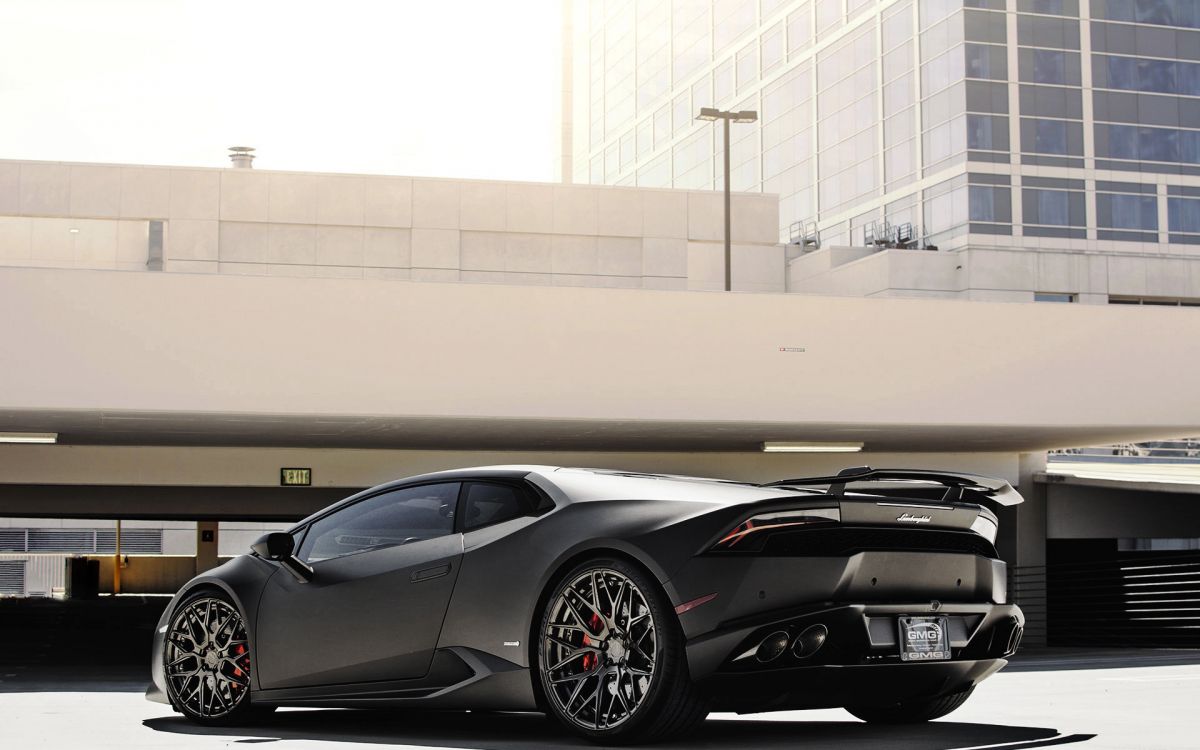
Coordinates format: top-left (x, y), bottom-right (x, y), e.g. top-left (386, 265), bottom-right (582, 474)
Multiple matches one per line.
top-left (162, 589), bottom-right (273, 726)
top-left (846, 687), bottom-right (975, 724)
top-left (535, 557), bottom-right (709, 744)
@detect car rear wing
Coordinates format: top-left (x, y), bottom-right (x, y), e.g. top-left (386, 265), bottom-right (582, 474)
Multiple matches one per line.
top-left (760, 466), bottom-right (1023, 506)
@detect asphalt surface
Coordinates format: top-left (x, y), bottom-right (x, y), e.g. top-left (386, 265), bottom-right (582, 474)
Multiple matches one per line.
top-left (1, 597), bottom-right (1197, 749)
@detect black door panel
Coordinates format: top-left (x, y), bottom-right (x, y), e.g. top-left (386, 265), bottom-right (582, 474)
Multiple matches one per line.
top-left (256, 533), bottom-right (463, 689)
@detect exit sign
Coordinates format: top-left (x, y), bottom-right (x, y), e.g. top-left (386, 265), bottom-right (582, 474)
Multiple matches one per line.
top-left (280, 468), bottom-right (312, 486)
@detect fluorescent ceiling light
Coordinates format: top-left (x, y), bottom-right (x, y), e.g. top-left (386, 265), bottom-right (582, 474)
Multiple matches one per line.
top-left (763, 441), bottom-right (863, 453)
top-left (0, 432), bottom-right (58, 444)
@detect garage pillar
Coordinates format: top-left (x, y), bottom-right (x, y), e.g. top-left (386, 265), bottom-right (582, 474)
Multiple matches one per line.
top-left (196, 521), bottom-right (219, 575)
top-left (998, 452), bottom-right (1048, 645)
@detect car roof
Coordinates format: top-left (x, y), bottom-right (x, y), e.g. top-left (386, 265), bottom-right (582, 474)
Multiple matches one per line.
top-left (288, 465), bottom-right (830, 530)
top-left (533, 466), bottom-right (818, 505)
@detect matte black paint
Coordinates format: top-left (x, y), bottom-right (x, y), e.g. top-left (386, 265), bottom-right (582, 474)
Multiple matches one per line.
top-left (149, 466), bottom-right (1023, 714)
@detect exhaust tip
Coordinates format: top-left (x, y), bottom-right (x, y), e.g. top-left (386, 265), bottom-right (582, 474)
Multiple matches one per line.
top-left (755, 630), bottom-right (791, 663)
top-left (792, 624), bottom-right (828, 658)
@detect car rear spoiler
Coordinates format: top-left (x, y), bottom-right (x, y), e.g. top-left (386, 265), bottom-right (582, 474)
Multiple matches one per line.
top-left (760, 466), bottom-right (1023, 506)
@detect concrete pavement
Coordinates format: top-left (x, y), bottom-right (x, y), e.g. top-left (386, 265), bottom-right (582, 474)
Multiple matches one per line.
top-left (1, 649), bottom-right (1196, 749)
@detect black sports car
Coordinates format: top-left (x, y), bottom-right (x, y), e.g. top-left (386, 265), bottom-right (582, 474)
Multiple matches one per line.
top-left (148, 465), bottom-right (1025, 744)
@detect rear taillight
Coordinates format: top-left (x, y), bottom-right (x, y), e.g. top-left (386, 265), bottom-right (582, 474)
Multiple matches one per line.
top-left (712, 507), bottom-right (840, 551)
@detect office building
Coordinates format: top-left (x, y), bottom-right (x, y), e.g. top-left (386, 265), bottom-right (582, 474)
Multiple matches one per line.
top-left (566, 0), bottom-right (1200, 302)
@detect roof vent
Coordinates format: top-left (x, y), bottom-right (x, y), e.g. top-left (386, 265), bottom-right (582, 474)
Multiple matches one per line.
top-left (228, 146), bottom-right (256, 169)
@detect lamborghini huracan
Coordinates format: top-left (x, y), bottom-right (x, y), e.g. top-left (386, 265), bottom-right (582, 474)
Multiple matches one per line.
top-left (148, 465), bottom-right (1025, 744)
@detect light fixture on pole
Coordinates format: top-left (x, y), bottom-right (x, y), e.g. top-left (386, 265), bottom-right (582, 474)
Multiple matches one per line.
top-left (696, 107), bottom-right (758, 291)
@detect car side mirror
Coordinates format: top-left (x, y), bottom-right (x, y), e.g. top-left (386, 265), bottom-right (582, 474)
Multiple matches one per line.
top-left (251, 532), bottom-right (294, 560)
top-left (251, 532), bottom-right (313, 583)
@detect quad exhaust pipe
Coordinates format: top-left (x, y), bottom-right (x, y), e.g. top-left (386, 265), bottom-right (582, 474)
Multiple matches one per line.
top-left (754, 630), bottom-right (791, 662)
top-left (792, 624), bottom-right (828, 658)
top-left (752, 624), bottom-right (829, 663)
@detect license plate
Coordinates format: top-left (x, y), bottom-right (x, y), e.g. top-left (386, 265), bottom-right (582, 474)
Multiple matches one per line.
top-left (898, 616), bottom-right (950, 662)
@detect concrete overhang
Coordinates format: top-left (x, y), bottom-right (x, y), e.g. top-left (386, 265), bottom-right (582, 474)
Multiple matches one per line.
top-left (1039, 464), bottom-right (1200, 494)
top-left (1, 266), bottom-right (1198, 453)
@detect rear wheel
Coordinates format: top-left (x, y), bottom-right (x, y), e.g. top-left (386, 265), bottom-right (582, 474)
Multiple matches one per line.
top-left (536, 558), bottom-right (709, 744)
top-left (846, 687), bottom-right (975, 724)
top-left (163, 590), bottom-right (272, 726)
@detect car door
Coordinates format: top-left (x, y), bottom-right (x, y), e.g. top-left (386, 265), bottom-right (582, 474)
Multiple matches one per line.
top-left (255, 482), bottom-right (463, 690)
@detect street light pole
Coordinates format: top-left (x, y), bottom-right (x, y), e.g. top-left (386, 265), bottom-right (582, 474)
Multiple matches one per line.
top-left (696, 107), bottom-right (758, 292)
top-left (722, 116), bottom-right (731, 292)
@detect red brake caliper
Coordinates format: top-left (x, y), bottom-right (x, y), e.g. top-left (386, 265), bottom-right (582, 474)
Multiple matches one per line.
top-left (232, 644), bottom-right (247, 682)
top-left (581, 612), bottom-right (604, 671)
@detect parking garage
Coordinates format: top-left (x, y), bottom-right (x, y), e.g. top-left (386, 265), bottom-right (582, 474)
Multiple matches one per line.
top-left (2, 167), bottom-right (1200, 749)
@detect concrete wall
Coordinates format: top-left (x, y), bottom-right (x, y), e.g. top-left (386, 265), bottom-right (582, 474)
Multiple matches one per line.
top-left (787, 245), bottom-right (1200, 303)
top-left (0, 444), bottom-right (1023, 490)
top-left (1, 266), bottom-right (1197, 452)
top-left (91, 554), bottom-right (198, 594)
top-left (0, 159), bottom-right (784, 293)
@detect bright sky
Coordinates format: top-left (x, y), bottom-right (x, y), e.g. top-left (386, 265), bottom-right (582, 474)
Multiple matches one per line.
top-left (0, 0), bottom-right (562, 181)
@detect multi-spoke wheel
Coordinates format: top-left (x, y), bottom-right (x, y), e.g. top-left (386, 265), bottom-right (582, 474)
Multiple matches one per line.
top-left (164, 591), bottom-right (268, 725)
top-left (536, 558), bottom-right (708, 744)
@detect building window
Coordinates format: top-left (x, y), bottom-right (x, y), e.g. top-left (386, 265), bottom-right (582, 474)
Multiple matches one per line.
top-left (968, 184), bottom-right (1012, 222)
top-left (1100, 56), bottom-right (1200, 96)
top-left (1169, 196), bottom-right (1200, 233)
top-left (1020, 48), bottom-right (1078, 85)
top-left (968, 114), bottom-right (1009, 150)
top-left (1023, 187), bottom-right (1085, 226)
top-left (672, 91), bottom-right (691, 135)
top-left (1020, 0), bottom-right (1074, 15)
top-left (1097, 192), bottom-right (1159, 230)
top-left (1034, 292), bottom-right (1076, 302)
top-left (1100, 123), bottom-right (1200, 165)
top-left (761, 23), bottom-right (785, 76)
top-left (787, 3), bottom-right (813, 58)
top-left (714, 59), bottom-right (735, 104)
top-left (965, 43), bottom-right (1008, 80)
top-left (737, 41), bottom-right (758, 92)
top-left (1094, 0), bottom-right (1200, 30)
top-left (1109, 296), bottom-right (1200, 306)
top-left (1021, 118), bottom-right (1078, 155)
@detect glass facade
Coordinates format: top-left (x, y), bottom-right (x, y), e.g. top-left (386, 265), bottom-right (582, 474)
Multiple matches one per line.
top-left (571, 0), bottom-right (1200, 249)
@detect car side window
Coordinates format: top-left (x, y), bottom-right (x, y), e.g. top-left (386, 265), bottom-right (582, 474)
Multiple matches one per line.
top-left (461, 482), bottom-right (529, 531)
top-left (298, 483), bottom-right (460, 563)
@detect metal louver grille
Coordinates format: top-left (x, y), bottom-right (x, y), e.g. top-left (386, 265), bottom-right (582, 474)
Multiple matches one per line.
top-left (27, 530), bottom-right (93, 552)
top-left (12, 529), bottom-right (164, 554)
top-left (1040, 552), bottom-right (1200, 648)
top-left (0, 560), bottom-right (26, 595)
top-left (95, 530), bottom-right (162, 554)
top-left (0, 530), bottom-right (26, 552)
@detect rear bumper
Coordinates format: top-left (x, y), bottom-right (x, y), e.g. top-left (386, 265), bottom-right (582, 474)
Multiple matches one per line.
top-left (700, 657), bottom-right (1007, 712)
top-left (686, 600), bottom-right (1022, 710)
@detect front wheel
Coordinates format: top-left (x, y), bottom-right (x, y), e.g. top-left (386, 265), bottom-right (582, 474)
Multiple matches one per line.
top-left (535, 558), bottom-right (709, 744)
top-left (846, 687), bottom-right (975, 723)
top-left (163, 590), bottom-right (272, 726)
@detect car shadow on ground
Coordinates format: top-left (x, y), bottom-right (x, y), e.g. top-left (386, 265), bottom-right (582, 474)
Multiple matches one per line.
top-left (145, 709), bottom-right (1096, 749)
